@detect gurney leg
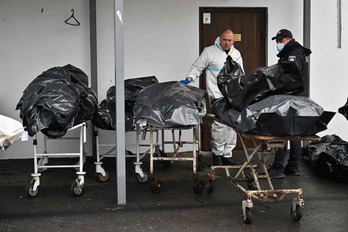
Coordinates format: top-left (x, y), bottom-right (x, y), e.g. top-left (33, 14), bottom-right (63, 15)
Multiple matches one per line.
top-left (26, 173), bottom-right (41, 197)
top-left (71, 172), bottom-right (85, 196)
top-left (150, 128), bottom-right (161, 193)
top-left (94, 131), bottom-right (109, 182)
top-left (242, 199), bottom-right (253, 224)
top-left (95, 162), bottom-right (108, 182)
top-left (135, 162), bottom-right (148, 183)
top-left (192, 128), bottom-right (204, 194)
top-left (291, 189), bottom-right (304, 221)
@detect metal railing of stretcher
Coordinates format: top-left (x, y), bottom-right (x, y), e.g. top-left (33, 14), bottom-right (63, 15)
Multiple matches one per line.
top-left (204, 130), bottom-right (320, 224)
top-left (26, 122), bottom-right (87, 197)
top-left (94, 122), bottom-right (160, 183)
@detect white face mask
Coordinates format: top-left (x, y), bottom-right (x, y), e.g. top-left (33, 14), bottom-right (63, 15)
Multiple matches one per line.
top-left (277, 43), bottom-right (284, 52)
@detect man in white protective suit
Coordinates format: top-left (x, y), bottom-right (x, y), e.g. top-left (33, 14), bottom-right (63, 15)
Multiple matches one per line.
top-left (180, 29), bottom-right (244, 165)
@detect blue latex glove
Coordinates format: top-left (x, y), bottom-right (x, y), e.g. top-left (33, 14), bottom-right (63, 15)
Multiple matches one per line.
top-left (179, 78), bottom-right (190, 85)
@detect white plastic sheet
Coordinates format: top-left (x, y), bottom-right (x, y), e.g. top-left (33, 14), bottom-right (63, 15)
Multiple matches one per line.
top-left (0, 115), bottom-right (25, 150)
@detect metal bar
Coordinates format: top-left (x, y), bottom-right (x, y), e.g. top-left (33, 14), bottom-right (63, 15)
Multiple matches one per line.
top-left (136, 123), bottom-right (140, 162)
top-left (238, 133), bottom-right (250, 160)
top-left (192, 128), bottom-right (197, 175)
top-left (150, 128), bottom-right (154, 175)
top-left (303, 0), bottom-right (311, 97)
top-left (161, 129), bottom-right (165, 153)
top-left (33, 135), bottom-right (38, 173)
top-left (234, 143), bottom-right (262, 179)
top-left (35, 153), bottom-right (82, 157)
top-left (114, 0), bottom-right (126, 205)
top-left (79, 124), bottom-right (84, 172)
top-left (337, 0), bottom-right (342, 48)
top-left (152, 157), bottom-right (194, 161)
top-left (89, 0), bottom-right (98, 160)
top-left (38, 165), bottom-right (80, 169)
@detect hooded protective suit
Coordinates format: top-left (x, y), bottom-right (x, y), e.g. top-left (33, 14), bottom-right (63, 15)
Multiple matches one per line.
top-left (188, 37), bottom-right (244, 100)
top-left (187, 37), bottom-right (244, 158)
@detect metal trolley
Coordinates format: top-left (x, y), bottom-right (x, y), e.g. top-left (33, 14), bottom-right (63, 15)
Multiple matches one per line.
top-left (26, 123), bottom-right (87, 197)
top-left (205, 132), bottom-right (320, 224)
top-left (94, 122), bottom-right (160, 183)
top-left (149, 124), bottom-right (204, 194)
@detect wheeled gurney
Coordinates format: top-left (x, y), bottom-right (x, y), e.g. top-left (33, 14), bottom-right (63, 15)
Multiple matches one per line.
top-left (26, 123), bottom-right (86, 197)
top-left (206, 131), bottom-right (320, 224)
top-left (94, 122), bottom-right (160, 183)
top-left (148, 123), bottom-right (204, 194)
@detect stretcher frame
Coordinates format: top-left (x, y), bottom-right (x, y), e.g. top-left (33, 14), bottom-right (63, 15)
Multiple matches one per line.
top-left (149, 124), bottom-right (204, 194)
top-left (206, 132), bottom-right (321, 223)
top-left (94, 122), bottom-right (159, 183)
top-left (26, 122), bottom-right (87, 197)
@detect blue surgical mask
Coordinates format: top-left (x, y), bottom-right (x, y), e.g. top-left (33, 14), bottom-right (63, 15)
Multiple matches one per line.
top-left (277, 43), bottom-right (284, 52)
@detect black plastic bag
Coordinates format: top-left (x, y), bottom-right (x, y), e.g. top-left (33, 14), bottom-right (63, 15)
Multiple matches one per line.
top-left (303, 134), bottom-right (348, 181)
top-left (16, 64), bottom-right (97, 138)
top-left (134, 81), bottom-right (207, 127)
top-left (92, 76), bottom-right (159, 131)
top-left (338, 98), bottom-right (348, 120)
top-left (212, 95), bottom-right (335, 136)
top-left (217, 56), bottom-right (304, 111)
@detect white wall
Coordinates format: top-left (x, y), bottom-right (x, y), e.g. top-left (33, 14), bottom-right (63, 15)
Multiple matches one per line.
top-left (0, 0), bottom-right (90, 159)
top-left (3, 0), bottom-right (344, 159)
top-left (311, 0), bottom-right (348, 140)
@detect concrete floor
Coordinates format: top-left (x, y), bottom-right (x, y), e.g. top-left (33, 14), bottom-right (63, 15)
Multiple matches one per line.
top-left (0, 151), bottom-right (347, 232)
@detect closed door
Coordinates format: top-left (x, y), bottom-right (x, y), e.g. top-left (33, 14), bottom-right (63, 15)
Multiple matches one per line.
top-left (199, 7), bottom-right (267, 151)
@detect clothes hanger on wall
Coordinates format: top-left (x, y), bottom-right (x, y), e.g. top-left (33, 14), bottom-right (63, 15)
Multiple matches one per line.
top-left (65, 9), bottom-right (80, 26)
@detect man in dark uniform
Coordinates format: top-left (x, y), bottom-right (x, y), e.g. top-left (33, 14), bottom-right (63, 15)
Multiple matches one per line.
top-left (268, 29), bottom-right (312, 179)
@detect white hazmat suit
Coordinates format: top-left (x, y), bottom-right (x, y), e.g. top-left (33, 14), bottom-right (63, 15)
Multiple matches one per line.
top-left (187, 37), bottom-right (244, 158)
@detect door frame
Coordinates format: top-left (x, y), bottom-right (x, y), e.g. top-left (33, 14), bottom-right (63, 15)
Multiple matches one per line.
top-left (199, 7), bottom-right (268, 151)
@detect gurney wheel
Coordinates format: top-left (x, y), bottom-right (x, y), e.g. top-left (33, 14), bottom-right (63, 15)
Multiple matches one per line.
top-left (137, 172), bottom-right (148, 183)
top-left (243, 208), bottom-right (252, 224)
top-left (150, 181), bottom-right (161, 193)
top-left (193, 180), bottom-right (204, 194)
top-left (26, 183), bottom-right (38, 197)
top-left (71, 181), bottom-right (83, 196)
top-left (96, 171), bottom-right (109, 183)
top-left (205, 180), bottom-right (214, 194)
top-left (291, 205), bottom-right (302, 221)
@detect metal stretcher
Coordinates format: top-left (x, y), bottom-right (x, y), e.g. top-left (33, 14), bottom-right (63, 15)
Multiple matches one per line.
top-left (206, 131), bottom-right (320, 224)
top-left (149, 124), bottom-right (204, 194)
top-left (94, 122), bottom-right (159, 183)
top-left (26, 123), bottom-right (87, 197)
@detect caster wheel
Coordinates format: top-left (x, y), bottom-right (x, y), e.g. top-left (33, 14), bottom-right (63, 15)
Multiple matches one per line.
top-left (205, 180), bottom-right (214, 193)
top-left (291, 205), bottom-right (302, 221)
top-left (71, 181), bottom-right (83, 196)
top-left (96, 170), bottom-right (109, 183)
top-left (137, 172), bottom-right (148, 183)
top-left (26, 182), bottom-right (38, 197)
top-left (193, 180), bottom-right (204, 194)
top-left (243, 207), bottom-right (252, 224)
top-left (150, 181), bottom-right (161, 193)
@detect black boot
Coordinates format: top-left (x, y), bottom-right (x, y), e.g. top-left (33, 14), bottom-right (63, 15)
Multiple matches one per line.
top-left (213, 155), bottom-right (223, 165)
top-left (221, 157), bottom-right (239, 165)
